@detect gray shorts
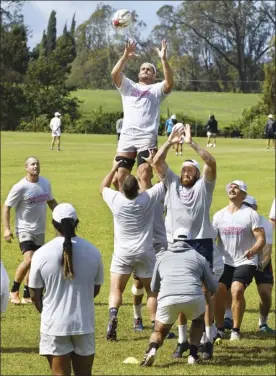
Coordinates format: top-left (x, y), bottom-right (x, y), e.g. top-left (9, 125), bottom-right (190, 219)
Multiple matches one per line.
top-left (39, 332), bottom-right (95, 356)
top-left (110, 250), bottom-right (156, 278)
top-left (117, 131), bottom-right (157, 153)
top-left (17, 232), bottom-right (45, 253)
top-left (156, 296), bottom-right (206, 325)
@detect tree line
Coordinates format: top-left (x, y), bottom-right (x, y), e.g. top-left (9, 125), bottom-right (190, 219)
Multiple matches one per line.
top-left (0, 0), bottom-right (275, 133)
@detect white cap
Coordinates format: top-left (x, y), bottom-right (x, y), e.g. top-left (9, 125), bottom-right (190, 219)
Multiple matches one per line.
top-left (182, 159), bottom-right (200, 172)
top-left (171, 114), bottom-right (177, 120)
top-left (268, 114), bottom-right (274, 119)
top-left (173, 227), bottom-right (191, 241)
top-left (243, 195), bottom-right (257, 206)
top-left (55, 112), bottom-right (61, 117)
top-left (226, 180), bottom-right (247, 193)
top-left (52, 203), bottom-right (78, 223)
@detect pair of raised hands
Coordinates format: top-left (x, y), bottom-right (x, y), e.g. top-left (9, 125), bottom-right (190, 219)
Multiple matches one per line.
top-left (124, 39), bottom-right (167, 60)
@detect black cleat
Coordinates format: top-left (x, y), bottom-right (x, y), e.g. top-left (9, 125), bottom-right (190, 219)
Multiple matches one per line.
top-left (106, 316), bottom-right (118, 341)
top-left (172, 341), bottom-right (190, 358)
top-left (202, 341), bottom-right (213, 360)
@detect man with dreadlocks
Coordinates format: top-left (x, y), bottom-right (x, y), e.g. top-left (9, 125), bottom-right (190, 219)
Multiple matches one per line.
top-left (29, 203), bottom-right (104, 376)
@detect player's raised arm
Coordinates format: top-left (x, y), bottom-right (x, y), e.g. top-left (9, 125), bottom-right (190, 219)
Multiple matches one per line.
top-left (111, 40), bottom-right (138, 88)
top-left (156, 40), bottom-right (173, 94)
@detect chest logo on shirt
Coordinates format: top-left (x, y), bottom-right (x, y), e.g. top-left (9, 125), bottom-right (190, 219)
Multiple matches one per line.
top-left (27, 193), bottom-right (49, 204)
top-left (131, 88), bottom-right (152, 99)
top-left (222, 226), bottom-right (245, 235)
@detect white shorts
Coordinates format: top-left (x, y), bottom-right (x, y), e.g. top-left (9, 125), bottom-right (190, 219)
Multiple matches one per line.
top-left (39, 332), bottom-right (95, 356)
top-left (17, 232), bottom-right (45, 245)
top-left (156, 296), bottom-right (206, 325)
top-left (207, 132), bottom-right (216, 137)
top-left (52, 130), bottom-right (61, 137)
top-left (117, 131), bottom-right (157, 153)
top-left (110, 250), bottom-right (156, 278)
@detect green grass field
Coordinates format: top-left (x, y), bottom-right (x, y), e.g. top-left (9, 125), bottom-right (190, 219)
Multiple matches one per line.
top-left (1, 132), bottom-right (275, 375)
top-left (75, 89), bottom-right (260, 127)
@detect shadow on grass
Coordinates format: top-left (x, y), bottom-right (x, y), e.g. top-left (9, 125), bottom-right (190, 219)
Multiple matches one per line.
top-left (1, 347), bottom-right (39, 353)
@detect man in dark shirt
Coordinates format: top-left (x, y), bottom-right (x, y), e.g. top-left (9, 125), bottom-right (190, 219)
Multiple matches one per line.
top-left (205, 115), bottom-right (218, 148)
top-left (264, 114), bottom-right (276, 149)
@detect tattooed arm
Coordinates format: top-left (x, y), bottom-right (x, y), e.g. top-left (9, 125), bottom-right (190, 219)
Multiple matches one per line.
top-left (183, 124), bottom-right (216, 182)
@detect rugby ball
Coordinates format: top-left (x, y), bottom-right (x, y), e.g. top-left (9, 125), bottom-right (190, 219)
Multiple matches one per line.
top-left (112, 9), bottom-right (132, 28)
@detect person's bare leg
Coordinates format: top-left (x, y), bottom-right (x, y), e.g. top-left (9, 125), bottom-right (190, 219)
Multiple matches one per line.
top-left (139, 277), bottom-right (157, 323)
top-left (231, 281), bottom-right (246, 330)
top-left (47, 354), bottom-right (71, 376)
top-left (51, 136), bottom-right (56, 150)
top-left (71, 353), bottom-right (94, 376)
top-left (214, 282), bottom-right (228, 330)
top-left (57, 136), bottom-right (61, 151)
top-left (257, 283), bottom-right (274, 330)
top-left (14, 251), bottom-right (34, 285)
top-left (132, 278), bottom-right (144, 330)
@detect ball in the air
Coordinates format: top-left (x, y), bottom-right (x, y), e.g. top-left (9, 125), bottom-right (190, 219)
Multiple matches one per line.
top-left (112, 9), bottom-right (132, 28)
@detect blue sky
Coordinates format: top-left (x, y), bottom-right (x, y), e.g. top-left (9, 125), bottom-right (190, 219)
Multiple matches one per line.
top-left (22, 1), bottom-right (182, 48)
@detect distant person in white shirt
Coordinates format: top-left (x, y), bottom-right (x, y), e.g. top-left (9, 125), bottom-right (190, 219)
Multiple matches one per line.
top-left (100, 159), bottom-right (166, 341)
top-left (1, 261), bottom-right (10, 313)
top-left (116, 112), bottom-right (124, 141)
top-left (111, 39), bottom-right (173, 193)
top-left (242, 196), bottom-right (275, 334)
top-left (269, 198), bottom-right (275, 226)
top-left (2, 157), bottom-right (57, 305)
top-left (50, 112), bottom-right (62, 151)
top-left (213, 181), bottom-right (265, 341)
top-left (29, 203), bottom-right (104, 376)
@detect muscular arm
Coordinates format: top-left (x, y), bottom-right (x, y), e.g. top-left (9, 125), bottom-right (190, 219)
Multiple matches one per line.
top-left (260, 244), bottom-right (272, 269)
top-left (188, 141), bottom-right (216, 181)
top-left (100, 161), bottom-right (120, 194)
top-left (29, 287), bottom-right (43, 313)
top-left (3, 204), bottom-right (11, 232)
top-left (111, 54), bottom-right (129, 88)
top-left (152, 140), bottom-right (172, 180)
top-left (162, 58), bottom-right (173, 94)
top-left (47, 199), bottom-right (58, 211)
top-left (244, 228), bottom-right (266, 259)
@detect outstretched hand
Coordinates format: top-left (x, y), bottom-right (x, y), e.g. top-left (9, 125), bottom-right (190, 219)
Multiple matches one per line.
top-left (124, 39), bottom-right (138, 59)
top-left (183, 124), bottom-right (192, 144)
top-left (141, 149), bottom-right (156, 166)
top-left (156, 39), bottom-right (167, 60)
top-left (168, 125), bottom-right (184, 144)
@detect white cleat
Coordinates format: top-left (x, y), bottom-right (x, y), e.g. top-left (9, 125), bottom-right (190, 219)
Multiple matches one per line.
top-left (230, 330), bottom-right (241, 341)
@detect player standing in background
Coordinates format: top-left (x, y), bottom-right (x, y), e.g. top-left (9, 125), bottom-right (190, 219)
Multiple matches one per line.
top-left (213, 181), bottom-right (265, 341)
top-left (116, 112), bottom-right (124, 141)
top-left (111, 39), bottom-right (173, 192)
top-left (205, 114), bottom-right (218, 148)
top-left (165, 114), bottom-right (177, 138)
top-left (264, 114), bottom-right (276, 149)
top-left (50, 112), bottom-right (62, 151)
top-left (2, 157), bottom-right (57, 305)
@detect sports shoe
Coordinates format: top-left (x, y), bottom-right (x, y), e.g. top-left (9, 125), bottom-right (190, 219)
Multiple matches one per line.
top-left (134, 318), bottom-right (144, 331)
top-left (166, 332), bottom-right (176, 339)
top-left (140, 348), bottom-right (156, 367)
top-left (259, 324), bottom-right (276, 334)
top-left (21, 297), bottom-right (33, 304)
top-left (230, 330), bottom-right (241, 341)
top-left (224, 317), bottom-right (233, 330)
top-left (106, 316), bottom-right (118, 341)
top-left (198, 343), bottom-right (204, 353)
top-left (202, 341), bottom-right (213, 360)
top-left (176, 152), bottom-right (178, 156)
top-left (10, 291), bottom-right (21, 305)
top-left (213, 330), bottom-right (224, 345)
top-left (172, 341), bottom-right (190, 358)
top-left (187, 355), bottom-right (202, 365)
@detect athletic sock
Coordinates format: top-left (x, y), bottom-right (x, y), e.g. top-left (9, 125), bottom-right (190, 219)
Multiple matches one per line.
top-left (109, 307), bottom-right (118, 318)
top-left (200, 332), bottom-right (206, 344)
top-left (189, 344), bottom-right (198, 359)
top-left (23, 285), bottom-right (30, 298)
top-left (178, 324), bottom-right (187, 344)
top-left (224, 308), bottom-right (233, 320)
top-left (11, 281), bottom-right (21, 293)
top-left (259, 315), bottom-right (268, 327)
top-left (133, 304), bottom-right (142, 319)
top-left (232, 327), bottom-right (240, 333)
top-left (205, 326), bottom-right (213, 342)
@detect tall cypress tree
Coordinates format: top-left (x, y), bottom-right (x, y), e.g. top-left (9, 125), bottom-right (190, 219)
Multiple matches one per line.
top-left (46, 10), bottom-right (57, 55)
top-left (39, 30), bottom-right (47, 57)
top-left (70, 13), bottom-right (76, 36)
top-left (63, 22), bottom-right (68, 36)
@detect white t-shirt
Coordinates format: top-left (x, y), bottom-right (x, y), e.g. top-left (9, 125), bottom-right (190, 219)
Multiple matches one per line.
top-left (1, 261), bottom-right (10, 314)
top-left (102, 183), bottom-right (166, 256)
top-left (213, 205), bottom-right (262, 267)
top-left (269, 198), bottom-right (275, 221)
top-left (29, 236), bottom-right (104, 336)
top-left (50, 117), bottom-right (61, 133)
top-left (117, 75), bottom-right (168, 136)
top-left (5, 177), bottom-right (53, 235)
top-left (164, 169), bottom-right (215, 246)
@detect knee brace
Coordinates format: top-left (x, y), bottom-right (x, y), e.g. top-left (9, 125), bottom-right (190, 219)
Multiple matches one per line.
top-left (115, 155), bottom-right (135, 170)
top-left (131, 284), bottom-right (144, 296)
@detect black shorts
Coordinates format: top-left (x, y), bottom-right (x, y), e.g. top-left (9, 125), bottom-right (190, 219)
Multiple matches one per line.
top-left (255, 261), bottom-right (274, 285)
top-left (185, 238), bottom-right (213, 268)
top-left (20, 241), bottom-right (42, 254)
top-left (219, 264), bottom-right (256, 290)
top-left (266, 132), bottom-right (276, 139)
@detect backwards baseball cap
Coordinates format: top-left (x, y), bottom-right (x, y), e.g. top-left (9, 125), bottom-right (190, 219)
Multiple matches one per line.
top-left (181, 159), bottom-right (200, 172)
top-left (52, 203), bottom-right (78, 223)
top-left (173, 227), bottom-right (191, 241)
top-left (243, 195), bottom-right (257, 207)
top-left (226, 180), bottom-right (247, 193)
top-left (55, 112), bottom-right (61, 117)
top-left (171, 114), bottom-right (177, 120)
